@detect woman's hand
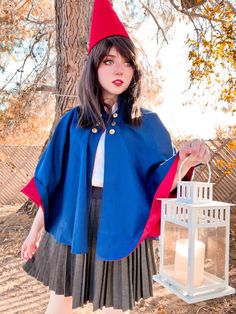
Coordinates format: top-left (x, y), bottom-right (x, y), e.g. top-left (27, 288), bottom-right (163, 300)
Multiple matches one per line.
top-left (21, 228), bottom-right (43, 261)
top-left (21, 206), bottom-right (44, 261)
top-left (171, 139), bottom-right (211, 191)
top-left (179, 139), bottom-right (211, 168)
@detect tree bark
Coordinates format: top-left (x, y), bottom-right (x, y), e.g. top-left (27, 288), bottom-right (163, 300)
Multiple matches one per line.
top-left (54, 0), bottom-right (94, 121)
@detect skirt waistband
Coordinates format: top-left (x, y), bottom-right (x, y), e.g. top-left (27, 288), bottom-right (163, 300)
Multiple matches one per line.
top-left (92, 186), bottom-right (103, 200)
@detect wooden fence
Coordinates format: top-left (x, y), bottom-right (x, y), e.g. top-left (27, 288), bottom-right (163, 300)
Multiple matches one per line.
top-left (0, 138), bottom-right (235, 208)
top-left (0, 145), bottom-right (42, 206)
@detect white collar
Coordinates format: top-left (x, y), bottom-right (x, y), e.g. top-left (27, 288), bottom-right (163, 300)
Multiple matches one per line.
top-left (104, 102), bottom-right (118, 114)
top-left (111, 102), bottom-right (118, 114)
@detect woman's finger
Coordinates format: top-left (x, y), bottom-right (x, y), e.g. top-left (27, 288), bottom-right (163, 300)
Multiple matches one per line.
top-left (195, 142), bottom-right (206, 160)
top-left (28, 245), bottom-right (37, 258)
top-left (190, 139), bottom-right (203, 154)
top-left (202, 146), bottom-right (211, 163)
top-left (21, 244), bottom-right (35, 260)
top-left (193, 141), bottom-right (210, 163)
top-left (179, 143), bottom-right (192, 159)
top-left (28, 247), bottom-right (34, 258)
top-left (22, 249), bottom-right (29, 261)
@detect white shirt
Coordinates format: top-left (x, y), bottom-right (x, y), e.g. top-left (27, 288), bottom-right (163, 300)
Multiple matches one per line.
top-left (91, 103), bottom-right (118, 187)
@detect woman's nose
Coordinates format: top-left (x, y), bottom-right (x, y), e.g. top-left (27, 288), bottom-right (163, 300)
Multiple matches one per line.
top-left (113, 63), bottom-right (124, 75)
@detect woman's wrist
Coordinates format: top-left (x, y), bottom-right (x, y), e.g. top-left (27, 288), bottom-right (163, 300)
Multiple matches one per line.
top-left (30, 224), bottom-right (43, 235)
top-left (30, 207), bottom-right (44, 234)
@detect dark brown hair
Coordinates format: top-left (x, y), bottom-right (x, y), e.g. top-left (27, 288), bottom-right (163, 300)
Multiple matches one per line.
top-left (77, 36), bottom-right (142, 129)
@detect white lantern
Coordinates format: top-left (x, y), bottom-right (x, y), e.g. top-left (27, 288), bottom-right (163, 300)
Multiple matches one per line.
top-left (153, 158), bottom-right (235, 303)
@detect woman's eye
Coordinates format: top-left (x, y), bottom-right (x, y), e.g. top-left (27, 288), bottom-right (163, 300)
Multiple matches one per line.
top-left (103, 59), bottom-right (132, 67)
top-left (104, 59), bottom-right (113, 65)
top-left (125, 61), bottom-right (132, 66)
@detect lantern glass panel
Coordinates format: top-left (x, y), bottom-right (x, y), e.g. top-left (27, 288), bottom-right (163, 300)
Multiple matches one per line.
top-left (161, 221), bottom-right (227, 293)
top-left (198, 226), bottom-right (226, 284)
top-left (161, 221), bottom-right (189, 290)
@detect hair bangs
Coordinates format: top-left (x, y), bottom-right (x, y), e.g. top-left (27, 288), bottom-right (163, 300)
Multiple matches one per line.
top-left (92, 36), bottom-right (136, 69)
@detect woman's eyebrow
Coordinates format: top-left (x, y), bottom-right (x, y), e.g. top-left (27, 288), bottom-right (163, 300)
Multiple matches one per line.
top-left (105, 54), bottom-right (116, 57)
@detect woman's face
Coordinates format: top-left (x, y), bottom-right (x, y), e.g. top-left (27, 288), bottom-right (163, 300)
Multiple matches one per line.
top-left (97, 46), bottom-right (134, 105)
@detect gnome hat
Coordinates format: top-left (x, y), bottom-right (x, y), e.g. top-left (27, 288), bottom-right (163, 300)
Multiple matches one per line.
top-left (88, 0), bottom-right (130, 54)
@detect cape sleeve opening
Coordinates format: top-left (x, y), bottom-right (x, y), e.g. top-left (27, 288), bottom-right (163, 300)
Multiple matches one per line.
top-left (20, 177), bottom-right (44, 210)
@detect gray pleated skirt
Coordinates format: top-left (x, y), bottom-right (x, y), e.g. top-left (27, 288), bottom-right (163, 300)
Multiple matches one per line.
top-left (22, 187), bottom-right (157, 311)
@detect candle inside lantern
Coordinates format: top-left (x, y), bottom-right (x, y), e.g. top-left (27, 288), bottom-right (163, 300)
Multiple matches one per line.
top-left (174, 239), bottom-right (205, 287)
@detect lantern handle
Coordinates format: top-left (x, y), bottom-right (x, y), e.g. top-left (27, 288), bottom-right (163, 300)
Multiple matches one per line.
top-left (178, 156), bottom-right (211, 183)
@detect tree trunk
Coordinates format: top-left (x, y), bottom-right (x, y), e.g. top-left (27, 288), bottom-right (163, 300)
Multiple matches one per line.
top-left (55, 0), bottom-right (94, 121)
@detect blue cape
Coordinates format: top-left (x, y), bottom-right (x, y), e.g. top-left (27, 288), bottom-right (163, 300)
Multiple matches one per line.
top-left (21, 100), bottom-right (179, 260)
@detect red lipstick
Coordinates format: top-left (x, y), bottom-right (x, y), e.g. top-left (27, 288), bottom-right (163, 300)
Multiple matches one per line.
top-left (112, 80), bottom-right (124, 86)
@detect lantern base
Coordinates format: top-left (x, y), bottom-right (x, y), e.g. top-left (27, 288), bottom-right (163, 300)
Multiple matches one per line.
top-left (153, 274), bottom-right (235, 304)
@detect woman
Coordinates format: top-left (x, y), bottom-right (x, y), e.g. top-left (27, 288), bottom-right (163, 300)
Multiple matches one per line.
top-left (20, 1), bottom-right (210, 313)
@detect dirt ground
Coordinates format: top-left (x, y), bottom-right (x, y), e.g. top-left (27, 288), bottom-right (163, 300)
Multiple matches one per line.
top-left (0, 205), bottom-right (236, 314)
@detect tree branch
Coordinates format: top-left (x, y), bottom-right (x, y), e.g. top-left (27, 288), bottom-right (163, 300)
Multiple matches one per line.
top-left (168, 0), bottom-right (214, 20)
top-left (139, 0), bottom-right (169, 44)
top-left (17, 0), bottom-right (32, 11)
top-left (26, 17), bottom-right (55, 25)
top-left (0, 30), bottom-right (54, 92)
top-left (35, 85), bottom-right (55, 92)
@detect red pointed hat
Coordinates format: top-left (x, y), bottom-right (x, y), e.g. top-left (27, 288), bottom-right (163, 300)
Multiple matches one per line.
top-left (88, 0), bottom-right (130, 54)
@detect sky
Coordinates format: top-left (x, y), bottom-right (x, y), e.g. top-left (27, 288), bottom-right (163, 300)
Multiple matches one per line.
top-left (155, 22), bottom-right (235, 140)
top-left (124, 6), bottom-right (236, 140)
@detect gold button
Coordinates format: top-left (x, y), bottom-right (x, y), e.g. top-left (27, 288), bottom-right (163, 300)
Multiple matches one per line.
top-left (109, 129), bottom-right (115, 135)
top-left (111, 121), bottom-right (116, 126)
top-left (113, 112), bottom-right (118, 118)
top-left (92, 127), bottom-right (98, 133)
